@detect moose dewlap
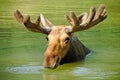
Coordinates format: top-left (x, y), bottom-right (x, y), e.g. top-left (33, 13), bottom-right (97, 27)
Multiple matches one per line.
top-left (14, 4), bottom-right (107, 69)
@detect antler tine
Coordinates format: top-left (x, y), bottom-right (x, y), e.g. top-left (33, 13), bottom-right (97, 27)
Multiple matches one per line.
top-left (66, 4), bottom-right (107, 33)
top-left (65, 15), bottom-right (72, 25)
top-left (89, 4), bottom-right (107, 27)
top-left (65, 11), bottom-right (80, 32)
top-left (79, 6), bottom-right (96, 29)
top-left (70, 11), bottom-right (79, 26)
top-left (14, 10), bottom-right (51, 34)
top-left (85, 7), bottom-right (96, 25)
top-left (35, 15), bottom-right (40, 25)
top-left (77, 13), bottom-right (88, 23)
top-left (14, 10), bottom-right (24, 24)
top-left (94, 4), bottom-right (105, 20)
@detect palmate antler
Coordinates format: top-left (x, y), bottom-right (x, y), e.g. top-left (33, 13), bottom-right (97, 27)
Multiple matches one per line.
top-left (65, 4), bottom-right (107, 33)
top-left (14, 10), bottom-right (53, 34)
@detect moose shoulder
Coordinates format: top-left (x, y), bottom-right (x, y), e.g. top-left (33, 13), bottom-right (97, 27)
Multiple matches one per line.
top-left (14, 4), bottom-right (107, 69)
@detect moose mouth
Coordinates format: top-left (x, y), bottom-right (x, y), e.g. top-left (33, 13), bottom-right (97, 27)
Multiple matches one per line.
top-left (43, 57), bottom-right (61, 69)
top-left (51, 58), bottom-right (61, 69)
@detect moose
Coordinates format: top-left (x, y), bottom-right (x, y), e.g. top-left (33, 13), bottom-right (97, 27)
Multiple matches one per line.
top-left (14, 4), bottom-right (107, 69)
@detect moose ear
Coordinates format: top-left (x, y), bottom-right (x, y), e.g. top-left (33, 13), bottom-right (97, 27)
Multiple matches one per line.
top-left (65, 28), bottom-right (72, 35)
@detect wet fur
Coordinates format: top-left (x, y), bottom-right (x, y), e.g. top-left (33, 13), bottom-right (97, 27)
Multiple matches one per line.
top-left (60, 35), bottom-right (90, 64)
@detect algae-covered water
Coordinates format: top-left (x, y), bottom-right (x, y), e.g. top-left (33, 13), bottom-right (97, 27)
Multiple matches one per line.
top-left (0, 0), bottom-right (120, 80)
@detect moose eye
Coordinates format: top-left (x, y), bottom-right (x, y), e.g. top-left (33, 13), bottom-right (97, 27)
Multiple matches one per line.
top-left (65, 37), bottom-right (70, 43)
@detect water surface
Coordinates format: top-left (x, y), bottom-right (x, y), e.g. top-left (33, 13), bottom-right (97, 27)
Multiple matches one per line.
top-left (0, 0), bottom-right (120, 80)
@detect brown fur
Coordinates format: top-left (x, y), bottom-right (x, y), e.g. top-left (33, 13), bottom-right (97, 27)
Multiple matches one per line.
top-left (42, 26), bottom-right (90, 68)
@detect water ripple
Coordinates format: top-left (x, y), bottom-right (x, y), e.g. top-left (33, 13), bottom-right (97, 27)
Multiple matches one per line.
top-left (72, 67), bottom-right (118, 79)
top-left (0, 65), bottom-right (44, 74)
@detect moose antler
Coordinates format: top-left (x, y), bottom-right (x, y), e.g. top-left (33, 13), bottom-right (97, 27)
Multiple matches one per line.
top-left (14, 10), bottom-right (53, 34)
top-left (66, 4), bottom-right (107, 33)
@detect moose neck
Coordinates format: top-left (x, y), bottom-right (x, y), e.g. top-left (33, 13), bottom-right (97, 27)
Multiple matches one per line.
top-left (60, 35), bottom-right (90, 64)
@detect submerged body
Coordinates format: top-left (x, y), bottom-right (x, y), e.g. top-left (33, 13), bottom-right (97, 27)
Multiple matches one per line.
top-left (60, 35), bottom-right (90, 64)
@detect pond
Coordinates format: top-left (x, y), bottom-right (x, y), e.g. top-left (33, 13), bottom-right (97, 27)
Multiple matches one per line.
top-left (0, 0), bottom-right (120, 80)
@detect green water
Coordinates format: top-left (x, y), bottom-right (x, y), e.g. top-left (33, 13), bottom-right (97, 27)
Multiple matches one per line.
top-left (0, 0), bottom-right (120, 80)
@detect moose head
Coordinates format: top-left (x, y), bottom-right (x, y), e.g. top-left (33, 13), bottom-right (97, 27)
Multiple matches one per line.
top-left (14, 4), bottom-right (107, 69)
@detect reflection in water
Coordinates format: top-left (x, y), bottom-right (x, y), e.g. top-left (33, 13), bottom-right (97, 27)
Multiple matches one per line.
top-left (2, 65), bottom-right (43, 74)
top-left (1, 64), bottom-right (57, 80)
top-left (43, 74), bottom-right (56, 80)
